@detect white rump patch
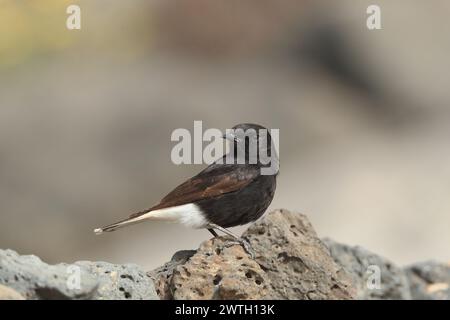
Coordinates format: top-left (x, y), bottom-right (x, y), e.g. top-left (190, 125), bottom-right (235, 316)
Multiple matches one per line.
top-left (136, 203), bottom-right (208, 229)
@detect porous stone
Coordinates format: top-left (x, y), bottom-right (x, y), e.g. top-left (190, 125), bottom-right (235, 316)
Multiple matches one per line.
top-left (3, 209), bottom-right (449, 300)
top-left (148, 250), bottom-right (196, 299)
top-left (405, 261), bottom-right (450, 300)
top-left (242, 209), bottom-right (356, 299)
top-left (169, 238), bottom-right (269, 300)
top-left (0, 249), bottom-right (158, 300)
top-left (323, 239), bottom-right (411, 300)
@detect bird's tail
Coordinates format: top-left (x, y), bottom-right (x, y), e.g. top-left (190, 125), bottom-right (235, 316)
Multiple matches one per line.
top-left (94, 209), bottom-right (153, 235)
top-left (93, 203), bottom-right (203, 235)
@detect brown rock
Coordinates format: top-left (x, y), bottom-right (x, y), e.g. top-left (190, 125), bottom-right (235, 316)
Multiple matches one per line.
top-left (148, 250), bottom-right (196, 300)
top-left (151, 209), bottom-right (356, 300)
top-left (170, 238), bottom-right (269, 300)
top-left (243, 209), bottom-right (356, 299)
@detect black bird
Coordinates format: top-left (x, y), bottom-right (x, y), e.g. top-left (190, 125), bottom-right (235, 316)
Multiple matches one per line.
top-left (94, 123), bottom-right (278, 252)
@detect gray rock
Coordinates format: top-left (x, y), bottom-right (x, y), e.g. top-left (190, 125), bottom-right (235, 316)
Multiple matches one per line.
top-left (75, 261), bottom-right (158, 300)
top-left (3, 209), bottom-right (449, 300)
top-left (405, 261), bottom-right (450, 300)
top-left (0, 249), bottom-right (158, 300)
top-left (323, 239), bottom-right (411, 300)
top-left (0, 249), bottom-right (98, 300)
top-left (243, 209), bottom-right (356, 299)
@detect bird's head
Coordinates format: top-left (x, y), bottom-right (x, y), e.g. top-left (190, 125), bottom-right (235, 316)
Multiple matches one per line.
top-left (223, 123), bottom-right (278, 174)
top-left (223, 123), bottom-right (270, 144)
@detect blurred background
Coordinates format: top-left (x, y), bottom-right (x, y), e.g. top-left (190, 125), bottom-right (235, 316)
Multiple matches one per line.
top-left (1, 0), bottom-right (449, 270)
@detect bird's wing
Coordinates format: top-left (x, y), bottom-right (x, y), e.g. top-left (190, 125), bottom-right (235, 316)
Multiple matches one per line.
top-left (129, 165), bottom-right (260, 218)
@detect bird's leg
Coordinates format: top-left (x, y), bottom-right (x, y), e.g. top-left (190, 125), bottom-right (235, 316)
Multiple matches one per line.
top-left (208, 223), bottom-right (255, 259)
top-left (209, 223), bottom-right (239, 238)
top-left (208, 228), bottom-right (219, 237)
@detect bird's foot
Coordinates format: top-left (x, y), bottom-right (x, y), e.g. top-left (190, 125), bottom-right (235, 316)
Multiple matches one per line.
top-left (222, 237), bottom-right (255, 259)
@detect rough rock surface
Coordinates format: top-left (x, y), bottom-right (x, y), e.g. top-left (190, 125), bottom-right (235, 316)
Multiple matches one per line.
top-left (170, 238), bottom-right (270, 299)
top-left (0, 249), bottom-right (158, 300)
top-left (148, 250), bottom-right (196, 299)
top-left (2, 209), bottom-right (450, 300)
top-left (242, 209), bottom-right (355, 299)
top-left (405, 261), bottom-right (450, 300)
top-left (323, 239), bottom-right (411, 299)
top-left (150, 241), bottom-right (271, 300)
top-left (152, 209), bottom-right (356, 300)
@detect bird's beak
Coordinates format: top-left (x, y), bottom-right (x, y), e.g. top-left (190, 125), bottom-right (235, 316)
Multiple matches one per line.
top-left (223, 132), bottom-right (235, 141)
top-left (223, 132), bottom-right (242, 143)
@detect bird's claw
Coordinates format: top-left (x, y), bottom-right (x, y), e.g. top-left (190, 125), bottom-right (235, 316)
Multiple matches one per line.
top-left (222, 238), bottom-right (255, 259)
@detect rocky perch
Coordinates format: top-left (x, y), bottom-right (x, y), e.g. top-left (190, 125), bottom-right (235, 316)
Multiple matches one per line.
top-left (1, 209), bottom-right (449, 300)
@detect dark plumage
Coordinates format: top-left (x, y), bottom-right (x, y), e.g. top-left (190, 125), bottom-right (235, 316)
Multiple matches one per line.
top-left (94, 123), bottom-right (278, 244)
